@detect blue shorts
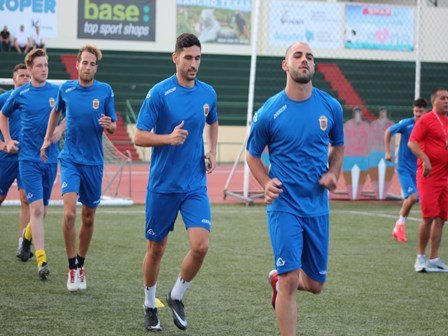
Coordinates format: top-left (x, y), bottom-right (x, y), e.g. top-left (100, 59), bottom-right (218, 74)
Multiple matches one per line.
top-left (397, 169), bottom-right (418, 199)
top-left (145, 186), bottom-right (211, 242)
top-left (60, 160), bottom-right (103, 208)
top-left (368, 151), bottom-right (394, 168)
top-left (0, 160), bottom-right (23, 195)
top-left (19, 160), bottom-right (57, 206)
top-left (342, 156), bottom-right (369, 171)
top-left (267, 211), bottom-right (329, 283)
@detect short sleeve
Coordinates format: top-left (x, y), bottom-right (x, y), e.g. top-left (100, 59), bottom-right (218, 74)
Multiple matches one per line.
top-left (246, 108), bottom-right (269, 158)
top-left (328, 99), bottom-right (344, 146)
top-left (206, 89), bottom-right (218, 125)
top-left (105, 85), bottom-right (117, 122)
top-left (410, 117), bottom-right (427, 142)
top-left (55, 86), bottom-right (66, 116)
top-left (136, 88), bottom-right (160, 131)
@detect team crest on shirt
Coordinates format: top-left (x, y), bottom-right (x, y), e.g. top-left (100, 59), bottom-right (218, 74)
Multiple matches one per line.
top-left (203, 104), bottom-right (210, 117)
top-left (93, 99), bottom-right (100, 109)
top-left (49, 98), bottom-right (55, 108)
top-left (319, 115), bottom-right (328, 131)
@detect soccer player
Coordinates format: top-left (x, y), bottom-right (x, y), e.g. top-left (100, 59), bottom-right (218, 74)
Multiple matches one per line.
top-left (384, 98), bottom-right (427, 242)
top-left (134, 33), bottom-right (218, 332)
top-left (246, 42), bottom-right (344, 336)
top-left (0, 49), bottom-right (62, 280)
top-left (40, 45), bottom-right (116, 291)
top-left (409, 87), bottom-right (448, 272)
top-left (0, 64), bottom-right (30, 257)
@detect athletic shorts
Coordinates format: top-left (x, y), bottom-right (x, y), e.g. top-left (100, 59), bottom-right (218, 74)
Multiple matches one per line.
top-left (342, 156), bottom-right (369, 171)
top-left (397, 169), bottom-right (418, 199)
top-left (267, 211), bottom-right (329, 283)
top-left (0, 160), bottom-right (23, 195)
top-left (145, 186), bottom-right (211, 242)
top-left (418, 181), bottom-right (447, 220)
top-left (19, 160), bottom-right (57, 206)
top-left (60, 159), bottom-right (103, 209)
top-left (368, 151), bottom-right (394, 168)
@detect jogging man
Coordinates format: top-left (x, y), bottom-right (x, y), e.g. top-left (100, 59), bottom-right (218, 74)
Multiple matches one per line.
top-left (134, 33), bottom-right (218, 331)
top-left (409, 88), bottom-right (448, 272)
top-left (385, 98), bottom-right (427, 242)
top-left (0, 49), bottom-right (62, 280)
top-left (41, 45), bottom-right (117, 291)
top-left (0, 64), bottom-right (30, 257)
top-left (246, 42), bottom-right (344, 336)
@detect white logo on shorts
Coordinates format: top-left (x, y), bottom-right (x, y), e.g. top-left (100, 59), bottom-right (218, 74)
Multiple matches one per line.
top-left (201, 219), bottom-right (211, 226)
top-left (93, 199), bottom-right (101, 205)
top-left (319, 270), bottom-right (327, 275)
top-left (26, 192), bottom-right (33, 199)
top-left (147, 229), bottom-right (156, 236)
top-left (61, 182), bottom-right (68, 188)
top-left (276, 257), bottom-right (285, 267)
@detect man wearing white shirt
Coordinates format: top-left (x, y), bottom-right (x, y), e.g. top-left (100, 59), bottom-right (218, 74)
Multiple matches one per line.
top-left (13, 25), bottom-right (30, 54)
top-left (32, 27), bottom-right (45, 51)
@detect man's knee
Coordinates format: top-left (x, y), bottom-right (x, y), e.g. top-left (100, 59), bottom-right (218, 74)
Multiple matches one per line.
top-left (64, 206), bottom-right (77, 225)
top-left (191, 240), bottom-right (209, 259)
top-left (147, 242), bottom-right (166, 261)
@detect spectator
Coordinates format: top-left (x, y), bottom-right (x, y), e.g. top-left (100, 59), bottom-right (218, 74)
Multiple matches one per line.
top-left (31, 26), bottom-right (45, 51)
top-left (13, 25), bottom-right (31, 55)
top-left (1, 26), bottom-right (11, 52)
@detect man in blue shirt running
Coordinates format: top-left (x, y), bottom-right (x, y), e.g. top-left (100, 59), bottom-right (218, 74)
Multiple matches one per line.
top-left (0, 49), bottom-right (64, 280)
top-left (384, 98), bottom-right (427, 242)
top-left (41, 45), bottom-right (116, 292)
top-left (246, 42), bottom-right (344, 336)
top-left (0, 64), bottom-right (31, 257)
top-left (134, 33), bottom-right (219, 332)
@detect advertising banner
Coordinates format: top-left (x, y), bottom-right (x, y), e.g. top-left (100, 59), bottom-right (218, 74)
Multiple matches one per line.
top-left (77, 0), bottom-right (156, 41)
top-left (0, 0), bottom-right (58, 38)
top-left (177, 0), bottom-right (251, 45)
top-left (345, 4), bottom-right (414, 51)
top-left (268, 1), bottom-right (343, 49)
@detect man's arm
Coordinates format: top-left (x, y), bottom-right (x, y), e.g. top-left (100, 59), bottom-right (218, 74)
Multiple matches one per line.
top-left (205, 121), bottom-right (218, 173)
top-left (384, 128), bottom-right (393, 161)
top-left (99, 114), bottom-right (116, 134)
top-left (246, 151), bottom-right (282, 204)
top-left (319, 145), bottom-right (344, 191)
top-left (134, 121), bottom-right (188, 147)
top-left (0, 111), bottom-right (18, 153)
top-left (40, 108), bottom-right (60, 161)
top-left (408, 140), bottom-right (431, 177)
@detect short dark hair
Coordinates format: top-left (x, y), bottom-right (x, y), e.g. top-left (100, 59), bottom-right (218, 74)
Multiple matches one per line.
top-left (175, 33), bottom-right (201, 54)
top-left (413, 98), bottom-right (427, 108)
top-left (13, 63), bottom-right (27, 75)
top-left (24, 48), bottom-right (47, 67)
top-left (431, 87), bottom-right (447, 103)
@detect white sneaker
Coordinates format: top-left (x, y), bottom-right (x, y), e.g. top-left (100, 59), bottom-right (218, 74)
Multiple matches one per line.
top-left (67, 269), bottom-right (79, 291)
top-left (426, 258), bottom-right (448, 273)
top-left (77, 267), bottom-right (87, 290)
top-left (414, 255), bottom-right (427, 272)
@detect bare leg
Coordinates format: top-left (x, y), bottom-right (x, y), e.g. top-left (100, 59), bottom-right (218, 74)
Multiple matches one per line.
top-left (29, 200), bottom-right (45, 250)
top-left (418, 218), bottom-right (433, 255)
top-left (77, 205), bottom-right (97, 258)
top-left (179, 228), bottom-right (209, 282)
top-left (62, 192), bottom-right (78, 259)
top-left (18, 189), bottom-right (30, 236)
top-left (143, 238), bottom-right (168, 287)
top-left (429, 217), bottom-right (445, 259)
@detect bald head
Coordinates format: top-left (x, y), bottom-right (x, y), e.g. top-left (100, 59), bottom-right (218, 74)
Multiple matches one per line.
top-left (285, 42), bottom-right (313, 59)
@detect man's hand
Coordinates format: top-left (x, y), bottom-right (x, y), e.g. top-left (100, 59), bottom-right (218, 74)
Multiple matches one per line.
top-left (385, 152), bottom-right (393, 161)
top-left (169, 121), bottom-right (189, 145)
top-left (40, 137), bottom-right (52, 162)
top-left (319, 172), bottom-right (338, 191)
top-left (99, 114), bottom-right (114, 132)
top-left (264, 177), bottom-right (283, 204)
top-left (6, 139), bottom-right (19, 154)
top-left (205, 152), bottom-right (216, 173)
top-left (422, 158), bottom-right (431, 177)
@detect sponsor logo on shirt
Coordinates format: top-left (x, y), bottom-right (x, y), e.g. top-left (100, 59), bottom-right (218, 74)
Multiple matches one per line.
top-left (273, 105), bottom-right (287, 119)
top-left (203, 104), bottom-right (210, 117)
top-left (65, 87), bottom-right (76, 93)
top-left (319, 115), bottom-right (328, 131)
top-left (93, 99), bottom-right (100, 109)
top-left (276, 257), bottom-right (285, 267)
top-left (19, 88), bottom-right (30, 95)
top-left (49, 97), bottom-right (55, 108)
top-left (164, 87), bottom-right (176, 96)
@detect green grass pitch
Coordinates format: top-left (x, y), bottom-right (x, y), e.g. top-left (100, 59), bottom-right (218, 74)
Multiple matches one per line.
top-left (0, 202), bottom-right (447, 335)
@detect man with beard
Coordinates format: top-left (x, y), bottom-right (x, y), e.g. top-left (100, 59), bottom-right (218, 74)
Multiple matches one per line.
top-left (134, 33), bottom-right (218, 332)
top-left (40, 45), bottom-right (117, 291)
top-left (246, 42), bottom-right (344, 336)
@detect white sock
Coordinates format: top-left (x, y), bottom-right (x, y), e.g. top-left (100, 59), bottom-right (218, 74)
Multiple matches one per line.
top-left (429, 258), bottom-right (439, 263)
top-left (144, 284), bottom-right (157, 309)
top-left (417, 254), bottom-right (425, 258)
top-left (171, 274), bottom-right (190, 301)
top-left (398, 216), bottom-right (406, 225)
top-left (18, 237), bottom-right (23, 248)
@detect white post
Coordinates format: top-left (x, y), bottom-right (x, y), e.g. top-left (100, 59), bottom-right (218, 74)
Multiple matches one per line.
top-left (414, 0), bottom-right (423, 99)
top-left (243, 0), bottom-right (261, 199)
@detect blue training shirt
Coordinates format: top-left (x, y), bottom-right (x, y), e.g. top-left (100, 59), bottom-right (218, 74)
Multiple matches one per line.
top-left (0, 89), bottom-right (21, 161)
top-left (247, 88), bottom-right (344, 217)
top-left (388, 117), bottom-right (417, 174)
top-left (55, 80), bottom-right (117, 166)
top-left (137, 75), bottom-right (218, 193)
top-left (1, 82), bottom-right (59, 163)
